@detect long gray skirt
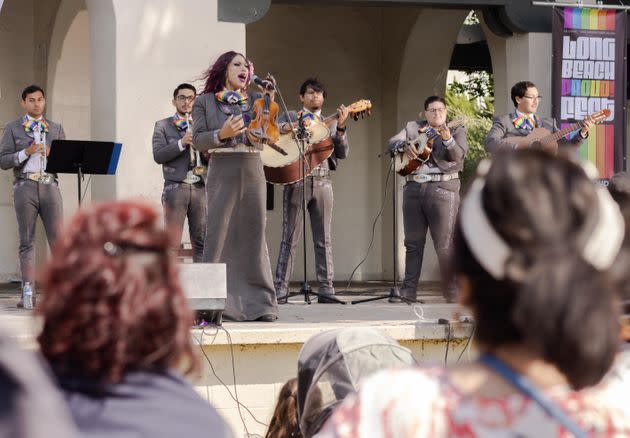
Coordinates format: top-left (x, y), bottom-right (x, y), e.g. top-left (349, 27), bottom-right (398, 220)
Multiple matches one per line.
top-left (203, 152), bottom-right (278, 321)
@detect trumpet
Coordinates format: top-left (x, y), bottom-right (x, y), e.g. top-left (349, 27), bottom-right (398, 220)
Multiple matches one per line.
top-left (187, 114), bottom-right (206, 177)
top-left (33, 125), bottom-right (54, 185)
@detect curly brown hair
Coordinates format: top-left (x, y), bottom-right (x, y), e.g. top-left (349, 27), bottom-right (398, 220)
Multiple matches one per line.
top-left (37, 200), bottom-right (198, 384)
top-left (266, 378), bottom-right (302, 438)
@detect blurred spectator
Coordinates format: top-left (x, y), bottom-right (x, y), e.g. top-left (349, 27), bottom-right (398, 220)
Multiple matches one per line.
top-left (298, 327), bottom-right (416, 437)
top-left (319, 150), bottom-right (630, 437)
top-left (266, 378), bottom-right (302, 438)
top-left (0, 333), bottom-right (78, 438)
top-left (36, 200), bottom-right (232, 438)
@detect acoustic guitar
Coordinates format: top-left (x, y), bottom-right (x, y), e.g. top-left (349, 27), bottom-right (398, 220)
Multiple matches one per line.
top-left (503, 109), bottom-right (611, 152)
top-left (394, 117), bottom-right (467, 176)
top-left (263, 99), bottom-right (372, 184)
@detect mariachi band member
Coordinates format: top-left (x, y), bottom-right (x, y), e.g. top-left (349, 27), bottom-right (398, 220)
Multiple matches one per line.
top-left (388, 96), bottom-right (468, 303)
top-left (152, 83), bottom-right (207, 262)
top-left (274, 78), bottom-right (349, 303)
top-left (485, 80), bottom-right (593, 153)
top-left (0, 85), bottom-right (66, 309)
top-left (192, 51), bottom-right (278, 322)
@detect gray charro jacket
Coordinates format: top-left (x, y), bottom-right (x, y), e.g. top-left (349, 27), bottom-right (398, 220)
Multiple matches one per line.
top-left (484, 112), bottom-right (584, 154)
top-left (0, 116), bottom-right (65, 180)
top-left (152, 116), bottom-right (208, 183)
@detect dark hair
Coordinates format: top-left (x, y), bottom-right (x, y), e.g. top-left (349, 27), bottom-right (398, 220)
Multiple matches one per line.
top-left (173, 83), bottom-right (197, 99)
top-left (299, 78), bottom-right (327, 99)
top-left (608, 172), bottom-right (630, 303)
top-left (200, 51), bottom-right (248, 95)
top-left (510, 81), bottom-right (536, 107)
top-left (37, 200), bottom-right (198, 384)
top-left (454, 150), bottom-right (621, 389)
top-left (22, 85), bottom-right (45, 100)
top-left (424, 96), bottom-right (446, 110)
top-left (266, 378), bottom-right (302, 438)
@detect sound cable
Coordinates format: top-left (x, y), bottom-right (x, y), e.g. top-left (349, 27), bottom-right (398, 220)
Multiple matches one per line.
top-left (193, 325), bottom-right (269, 436)
top-left (342, 159), bottom-right (393, 293)
top-left (456, 323), bottom-right (476, 364)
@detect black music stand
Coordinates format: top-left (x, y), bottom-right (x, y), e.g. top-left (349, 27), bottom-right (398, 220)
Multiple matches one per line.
top-left (47, 140), bottom-right (122, 205)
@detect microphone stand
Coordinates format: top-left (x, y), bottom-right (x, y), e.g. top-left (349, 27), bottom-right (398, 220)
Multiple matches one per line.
top-left (351, 146), bottom-right (418, 305)
top-left (272, 79), bottom-right (344, 305)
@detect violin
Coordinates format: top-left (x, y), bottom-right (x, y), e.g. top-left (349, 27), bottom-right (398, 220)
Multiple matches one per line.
top-left (247, 75), bottom-right (280, 147)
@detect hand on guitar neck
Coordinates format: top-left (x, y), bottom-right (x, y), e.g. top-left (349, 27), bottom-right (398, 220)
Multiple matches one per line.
top-left (505, 110), bottom-right (608, 155)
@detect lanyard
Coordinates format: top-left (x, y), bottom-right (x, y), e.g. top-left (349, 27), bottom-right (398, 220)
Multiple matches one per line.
top-left (478, 353), bottom-right (587, 438)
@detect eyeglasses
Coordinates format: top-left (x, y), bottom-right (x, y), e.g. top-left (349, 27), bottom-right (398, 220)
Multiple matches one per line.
top-left (176, 95), bottom-right (195, 103)
top-left (522, 95), bottom-right (542, 101)
top-left (426, 108), bottom-right (447, 115)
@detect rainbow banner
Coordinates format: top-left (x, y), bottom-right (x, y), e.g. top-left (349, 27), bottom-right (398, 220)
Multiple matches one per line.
top-left (553, 7), bottom-right (626, 179)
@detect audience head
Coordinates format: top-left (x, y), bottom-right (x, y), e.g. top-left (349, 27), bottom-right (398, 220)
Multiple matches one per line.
top-left (266, 378), bottom-right (302, 438)
top-left (608, 172), bottom-right (630, 342)
top-left (37, 200), bottom-right (197, 384)
top-left (297, 328), bottom-right (416, 437)
top-left (454, 150), bottom-right (625, 389)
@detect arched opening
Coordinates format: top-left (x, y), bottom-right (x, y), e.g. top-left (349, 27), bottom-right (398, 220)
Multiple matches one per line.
top-left (48, 0), bottom-right (92, 216)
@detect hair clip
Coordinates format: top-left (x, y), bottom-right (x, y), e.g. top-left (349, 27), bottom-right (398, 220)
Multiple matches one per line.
top-left (103, 241), bottom-right (119, 256)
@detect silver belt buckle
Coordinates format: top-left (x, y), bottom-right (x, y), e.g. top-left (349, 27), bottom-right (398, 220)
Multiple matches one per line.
top-left (39, 173), bottom-right (55, 185)
top-left (413, 174), bottom-right (432, 184)
top-left (182, 170), bottom-right (201, 185)
top-left (26, 173), bottom-right (41, 182)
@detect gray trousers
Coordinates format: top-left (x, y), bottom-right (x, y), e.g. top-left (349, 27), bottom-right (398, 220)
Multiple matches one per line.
top-left (162, 181), bottom-right (207, 263)
top-left (13, 179), bottom-right (63, 283)
top-left (401, 180), bottom-right (459, 301)
top-left (275, 176), bottom-right (334, 296)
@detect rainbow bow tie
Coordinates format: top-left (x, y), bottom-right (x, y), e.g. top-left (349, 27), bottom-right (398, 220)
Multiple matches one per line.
top-left (215, 90), bottom-right (248, 105)
top-left (298, 111), bottom-right (323, 123)
top-left (23, 119), bottom-right (49, 134)
top-left (512, 114), bottom-right (536, 130)
top-left (173, 115), bottom-right (189, 131)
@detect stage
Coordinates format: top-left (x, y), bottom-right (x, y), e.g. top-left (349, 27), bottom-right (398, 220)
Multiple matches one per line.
top-left (0, 281), bottom-right (474, 437)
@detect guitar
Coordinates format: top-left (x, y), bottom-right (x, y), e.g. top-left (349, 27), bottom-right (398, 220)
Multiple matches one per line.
top-left (262, 99), bottom-right (372, 185)
top-left (394, 116), bottom-right (467, 176)
top-left (503, 109), bottom-right (610, 152)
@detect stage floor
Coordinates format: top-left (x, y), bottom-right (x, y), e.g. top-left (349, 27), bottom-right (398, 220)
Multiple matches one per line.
top-left (0, 280), bottom-right (466, 344)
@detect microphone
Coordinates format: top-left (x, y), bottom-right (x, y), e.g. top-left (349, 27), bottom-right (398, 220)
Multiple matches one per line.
top-left (251, 74), bottom-right (275, 91)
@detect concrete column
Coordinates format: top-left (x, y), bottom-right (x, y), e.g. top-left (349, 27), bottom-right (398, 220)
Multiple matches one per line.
top-left (85, 0), bottom-right (246, 204)
top-left (484, 25), bottom-right (552, 117)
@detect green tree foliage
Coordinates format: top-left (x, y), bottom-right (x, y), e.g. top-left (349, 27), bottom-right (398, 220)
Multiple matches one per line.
top-left (446, 72), bottom-right (494, 185)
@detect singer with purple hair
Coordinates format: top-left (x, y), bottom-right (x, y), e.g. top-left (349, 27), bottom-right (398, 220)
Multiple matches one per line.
top-left (191, 51), bottom-right (278, 322)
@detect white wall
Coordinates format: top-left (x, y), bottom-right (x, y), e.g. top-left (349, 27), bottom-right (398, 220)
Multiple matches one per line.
top-left (48, 0), bottom-right (91, 218)
top-left (0, 0), bottom-right (35, 281)
top-left (86, 0), bottom-right (245, 210)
